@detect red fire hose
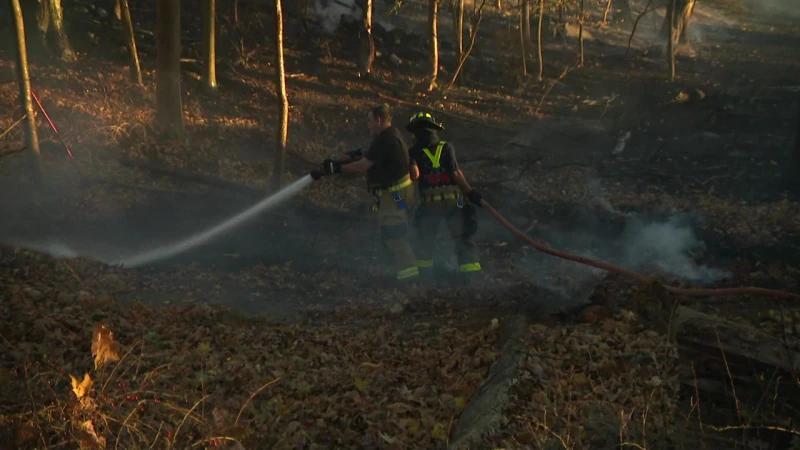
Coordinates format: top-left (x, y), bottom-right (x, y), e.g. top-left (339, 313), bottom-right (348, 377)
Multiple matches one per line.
top-left (480, 200), bottom-right (800, 299)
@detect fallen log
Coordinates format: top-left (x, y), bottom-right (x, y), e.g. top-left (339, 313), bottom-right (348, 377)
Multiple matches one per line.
top-left (448, 315), bottom-right (527, 449)
top-left (668, 305), bottom-right (800, 420)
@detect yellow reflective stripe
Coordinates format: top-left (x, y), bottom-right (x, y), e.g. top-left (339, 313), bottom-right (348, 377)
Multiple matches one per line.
top-left (421, 193), bottom-right (459, 202)
top-left (397, 266), bottom-right (420, 280)
top-left (375, 176), bottom-right (413, 195)
top-left (417, 260), bottom-right (434, 268)
top-left (422, 141), bottom-right (447, 169)
top-left (459, 262), bottom-right (482, 273)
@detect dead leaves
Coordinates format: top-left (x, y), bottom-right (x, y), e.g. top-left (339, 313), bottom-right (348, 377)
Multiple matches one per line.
top-left (3, 246), bottom-right (504, 449)
top-left (70, 372), bottom-right (93, 399)
top-left (91, 323), bottom-right (121, 369)
top-left (74, 420), bottom-right (106, 449)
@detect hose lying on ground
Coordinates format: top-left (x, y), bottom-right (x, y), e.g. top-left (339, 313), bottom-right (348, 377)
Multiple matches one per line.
top-left (480, 200), bottom-right (800, 299)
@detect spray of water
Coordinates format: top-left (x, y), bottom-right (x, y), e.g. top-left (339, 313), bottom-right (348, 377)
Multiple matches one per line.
top-left (109, 175), bottom-right (314, 268)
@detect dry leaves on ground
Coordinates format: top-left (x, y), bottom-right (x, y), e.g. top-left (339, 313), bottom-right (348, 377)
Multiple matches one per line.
top-left (0, 245), bottom-right (500, 449)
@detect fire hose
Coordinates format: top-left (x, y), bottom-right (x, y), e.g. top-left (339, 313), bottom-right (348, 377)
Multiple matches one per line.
top-left (479, 199), bottom-right (800, 299)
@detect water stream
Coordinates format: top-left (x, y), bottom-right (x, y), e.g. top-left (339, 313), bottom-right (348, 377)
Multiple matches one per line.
top-left (108, 175), bottom-right (314, 268)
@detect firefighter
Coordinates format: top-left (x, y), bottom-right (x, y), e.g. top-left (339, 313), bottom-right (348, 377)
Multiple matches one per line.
top-left (405, 111), bottom-right (484, 283)
top-left (310, 104), bottom-right (419, 283)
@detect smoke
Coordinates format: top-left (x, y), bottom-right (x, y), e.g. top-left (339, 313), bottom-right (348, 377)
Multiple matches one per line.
top-left (743, 0), bottom-right (800, 17)
top-left (514, 180), bottom-right (730, 303)
top-left (311, 0), bottom-right (362, 34)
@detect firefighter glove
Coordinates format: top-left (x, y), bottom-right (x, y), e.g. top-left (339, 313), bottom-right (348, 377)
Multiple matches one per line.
top-left (309, 169), bottom-right (323, 181)
top-left (322, 159), bottom-right (342, 175)
top-left (467, 190), bottom-right (483, 207)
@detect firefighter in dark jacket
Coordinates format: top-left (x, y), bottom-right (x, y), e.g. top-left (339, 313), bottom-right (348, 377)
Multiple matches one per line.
top-left (406, 111), bottom-right (484, 282)
top-left (310, 104), bottom-right (419, 283)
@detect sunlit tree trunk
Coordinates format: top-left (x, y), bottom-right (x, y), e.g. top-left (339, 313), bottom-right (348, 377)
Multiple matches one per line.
top-left (202, 0), bottom-right (218, 92)
top-left (156, 0), bottom-right (184, 139)
top-left (427, 0), bottom-right (439, 91)
top-left (272, 0), bottom-right (289, 189)
top-left (578, 0), bottom-right (585, 67)
top-left (358, 0), bottom-right (375, 78)
top-left (667, 0), bottom-right (676, 80)
top-left (36, 0), bottom-right (77, 61)
top-left (119, 0), bottom-right (142, 85)
top-left (10, 0), bottom-right (42, 183)
top-left (661, 0), bottom-right (696, 45)
top-left (537, 0), bottom-right (545, 81)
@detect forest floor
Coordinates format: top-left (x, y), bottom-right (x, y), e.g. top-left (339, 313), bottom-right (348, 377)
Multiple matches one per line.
top-left (1, 0), bottom-right (799, 448)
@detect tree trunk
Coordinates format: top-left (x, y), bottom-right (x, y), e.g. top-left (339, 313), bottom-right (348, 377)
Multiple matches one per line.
top-left (155, 0), bottom-right (184, 139)
top-left (578, 0), bottom-right (585, 67)
top-left (602, 0), bottom-right (613, 25)
top-left (661, 0), bottom-right (695, 45)
top-left (359, 0), bottom-right (375, 78)
top-left (445, 0), bottom-right (489, 92)
top-left (522, 0), bottom-right (531, 42)
top-left (427, 0), bottom-right (439, 91)
top-left (669, 306), bottom-right (800, 419)
top-left (272, 0), bottom-right (289, 190)
top-left (519, 1), bottom-right (528, 75)
top-left (667, 0), bottom-right (676, 80)
top-left (9, 0), bottom-right (42, 183)
top-left (452, 0), bottom-right (464, 58)
top-left (536, 0), bottom-right (544, 81)
top-left (119, 0), bottom-right (142, 85)
top-left (202, 0), bottom-right (218, 92)
top-left (36, 0), bottom-right (77, 62)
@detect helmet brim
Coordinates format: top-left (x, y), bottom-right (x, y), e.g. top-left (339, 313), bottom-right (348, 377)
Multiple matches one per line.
top-left (406, 119), bottom-right (444, 132)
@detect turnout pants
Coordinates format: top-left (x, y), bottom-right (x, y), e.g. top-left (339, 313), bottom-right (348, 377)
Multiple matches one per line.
top-left (374, 177), bottom-right (419, 281)
top-left (414, 191), bottom-right (481, 274)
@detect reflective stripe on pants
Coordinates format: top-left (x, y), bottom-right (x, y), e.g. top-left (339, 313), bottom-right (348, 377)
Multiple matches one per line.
top-left (413, 195), bottom-right (480, 272)
top-left (376, 182), bottom-right (418, 280)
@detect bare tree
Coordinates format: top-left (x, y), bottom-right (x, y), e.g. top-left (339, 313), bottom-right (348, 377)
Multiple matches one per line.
top-left (521, 0), bottom-right (531, 42)
top-left (666, 0), bottom-right (677, 80)
top-left (661, 0), bottom-right (696, 46)
top-left (519, 0), bottom-right (528, 75)
top-left (451, 0), bottom-right (464, 58)
top-left (427, 0), bottom-right (439, 91)
top-left (578, 0), bottom-right (585, 67)
top-left (536, 0), bottom-right (545, 81)
top-left (119, 0), bottom-right (143, 85)
top-left (156, 0), bottom-right (184, 139)
top-left (202, 0), bottom-right (218, 92)
top-left (602, 0), bottom-right (613, 25)
top-left (10, 0), bottom-right (42, 182)
top-left (445, 0), bottom-right (488, 92)
top-left (359, 0), bottom-right (375, 78)
top-left (31, 0), bottom-right (77, 61)
top-left (272, 0), bottom-right (289, 189)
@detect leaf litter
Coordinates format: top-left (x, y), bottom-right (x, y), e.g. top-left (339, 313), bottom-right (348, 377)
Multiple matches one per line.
top-left (0, 245), bottom-right (502, 449)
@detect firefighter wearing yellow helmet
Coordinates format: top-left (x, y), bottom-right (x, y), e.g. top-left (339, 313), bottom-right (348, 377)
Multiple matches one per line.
top-left (406, 111), bottom-right (484, 284)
